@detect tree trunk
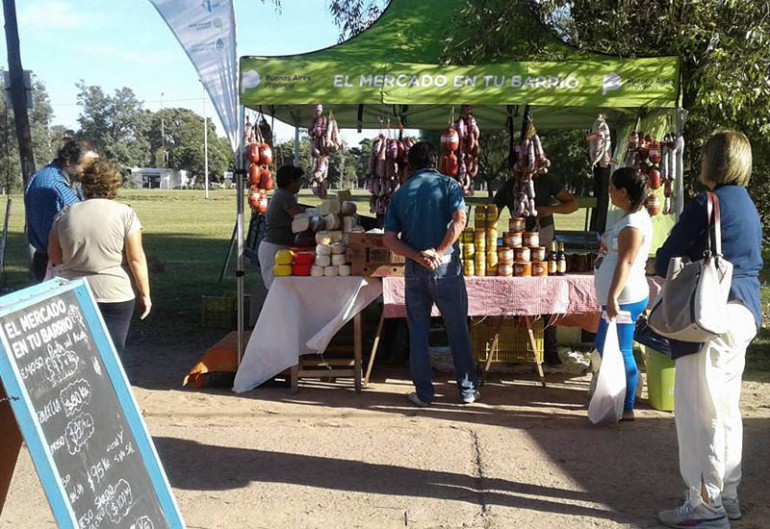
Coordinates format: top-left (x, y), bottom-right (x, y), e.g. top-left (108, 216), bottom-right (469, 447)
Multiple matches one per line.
top-left (3, 0), bottom-right (36, 189)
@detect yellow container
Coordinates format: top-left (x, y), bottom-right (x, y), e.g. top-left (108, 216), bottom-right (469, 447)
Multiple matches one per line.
top-left (474, 204), bottom-right (487, 220)
top-left (462, 243), bottom-right (475, 258)
top-left (645, 347), bottom-right (676, 411)
top-left (485, 204), bottom-right (498, 220)
top-left (486, 227), bottom-right (498, 246)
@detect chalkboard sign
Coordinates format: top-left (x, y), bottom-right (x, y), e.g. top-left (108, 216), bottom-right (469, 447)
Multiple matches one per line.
top-left (0, 279), bottom-right (184, 529)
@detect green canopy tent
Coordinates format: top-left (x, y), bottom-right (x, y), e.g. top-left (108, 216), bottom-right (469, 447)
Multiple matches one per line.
top-left (239, 0), bottom-right (680, 132)
top-left (234, 0), bottom-right (685, 354)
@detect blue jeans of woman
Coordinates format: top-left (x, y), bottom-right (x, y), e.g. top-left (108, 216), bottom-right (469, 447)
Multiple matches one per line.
top-left (405, 256), bottom-right (477, 403)
top-left (594, 297), bottom-right (648, 411)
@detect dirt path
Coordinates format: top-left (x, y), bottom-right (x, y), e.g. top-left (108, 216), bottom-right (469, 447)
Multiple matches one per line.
top-left (2, 330), bottom-right (769, 529)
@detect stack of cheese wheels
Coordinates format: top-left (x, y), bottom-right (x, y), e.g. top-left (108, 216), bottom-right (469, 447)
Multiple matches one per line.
top-left (312, 227), bottom-right (352, 277)
top-left (273, 248), bottom-right (294, 278)
top-left (317, 198), bottom-right (362, 235)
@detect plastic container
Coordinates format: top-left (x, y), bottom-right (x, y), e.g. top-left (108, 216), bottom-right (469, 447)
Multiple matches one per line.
top-left (645, 347), bottom-right (675, 411)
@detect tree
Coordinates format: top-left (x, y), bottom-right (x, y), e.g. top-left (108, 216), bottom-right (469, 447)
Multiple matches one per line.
top-left (327, 0), bottom-right (387, 41)
top-left (76, 83), bottom-right (151, 169)
top-left (147, 107), bottom-right (232, 185)
top-left (445, 0), bottom-right (770, 232)
top-left (0, 71), bottom-right (56, 193)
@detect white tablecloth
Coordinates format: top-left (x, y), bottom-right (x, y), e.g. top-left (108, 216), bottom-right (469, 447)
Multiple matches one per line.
top-left (233, 276), bottom-right (383, 393)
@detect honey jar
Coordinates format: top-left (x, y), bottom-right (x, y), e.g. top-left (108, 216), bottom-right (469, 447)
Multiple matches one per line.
top-left (513, 261), bottom-right (532, 277)
top-left (497, 248), bottom-right (514, 264)
top-left (513, 246), bottom-right (531, 263)
top-left (497, 263), bottom-right (513, 277)
top-left (509, 217), bottom-right (525, 233)
top-left (532, 246), bottom-right (546, 261)
top-left (523, 231), bottom-right (540, 248)
top-left (532, 261), bottom-right (548, 277)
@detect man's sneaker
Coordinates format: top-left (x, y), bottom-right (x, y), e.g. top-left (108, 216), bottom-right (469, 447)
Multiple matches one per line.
top-left (461, 390), bottom-right (481, 404)
top-left (658, 501), bottom-right (729, 529)
top-left (722, 498), bottom-right (741, 520)
top-left (407, 392), bottom-right (431, 407)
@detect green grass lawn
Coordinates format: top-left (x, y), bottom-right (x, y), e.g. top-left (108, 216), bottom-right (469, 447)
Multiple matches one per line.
top-left (1, 187), bottom-right (767, 372)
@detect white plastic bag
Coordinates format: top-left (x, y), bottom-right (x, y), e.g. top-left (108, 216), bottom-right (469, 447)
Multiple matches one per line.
top-left (588, 318), bottom-right (626, 425)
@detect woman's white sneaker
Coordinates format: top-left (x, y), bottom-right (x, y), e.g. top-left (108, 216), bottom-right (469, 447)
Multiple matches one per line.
top-left (722, 498), bottom-right (742, 520)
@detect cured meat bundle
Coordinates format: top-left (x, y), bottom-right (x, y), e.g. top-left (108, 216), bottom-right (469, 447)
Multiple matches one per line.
top-left (308, 104), bottom-right (343, 198)
top-left (366, 125), bottom-right (415, 216)
top-left (510, 116), bottom-right (550, 218)
top-left (442, 105), bottom-right (481, 195)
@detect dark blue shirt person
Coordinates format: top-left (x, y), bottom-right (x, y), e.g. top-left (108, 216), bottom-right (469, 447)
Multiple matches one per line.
top-left (383, 141), bottom-right (479, 407)
top-left (24, 139), bottom-right (96, 282)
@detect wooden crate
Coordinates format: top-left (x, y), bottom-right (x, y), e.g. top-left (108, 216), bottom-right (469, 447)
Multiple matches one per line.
top-left (470, 316), bottom-right (544, 364)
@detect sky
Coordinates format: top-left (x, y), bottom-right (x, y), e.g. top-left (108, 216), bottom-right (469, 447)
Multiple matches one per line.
top-left (0, 0), bottom-right (363, 145)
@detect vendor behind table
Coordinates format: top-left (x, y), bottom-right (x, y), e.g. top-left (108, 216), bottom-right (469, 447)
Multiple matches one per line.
top-left (257, 165), bottom-right (306, 289)
top-left (492, 171), bottom-right (578, 365)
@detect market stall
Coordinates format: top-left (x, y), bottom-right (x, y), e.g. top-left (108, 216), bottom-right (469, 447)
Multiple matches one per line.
top-left (235, 0), bottom-right (684, 389)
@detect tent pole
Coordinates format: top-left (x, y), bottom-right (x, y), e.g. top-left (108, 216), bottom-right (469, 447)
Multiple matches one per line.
top-left (237, 106), bottom-right (246, 365)
top-left (294, 126), bottom-right (300, 167)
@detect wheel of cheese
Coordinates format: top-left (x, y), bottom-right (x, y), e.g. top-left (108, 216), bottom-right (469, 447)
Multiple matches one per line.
top-left (328, 230), bottom-right (344, 243)
top-left (315, 255), bottom-right (331, 267)
top-left (338, 264), bottom-right (351, 276)
top-left (319, 199), bottom-right (341, 216)
top-left (292, 263), bottom-right (312, 276)
top-left (291, 214), bottom-right (310, 233)
top-left (274, 248), bottom-right (294, 265)
top-left (323, 265), bottom-right (339, 277)
top-left (330, 242), bottom-right (346, 254)
top-left (342, 216), bottom-right (356, 233)
top-left (331, 253), bottom-right (347, 266)
top-left (273, 264), bottom-right (292, 277)
top-left (315, 243), bottom-right (332, 256)
top-left (324, 213), bottom-right (340, 230)
top-left (310, 265), bottom-right (324, 277)
top-left (292, 252), bottom-right (314, 266)
top-left (315, 231), bottom-right (332, 245)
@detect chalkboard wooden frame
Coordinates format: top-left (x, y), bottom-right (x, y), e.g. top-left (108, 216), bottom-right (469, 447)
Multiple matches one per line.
top-left (0, 278), bottom-right (185, 528)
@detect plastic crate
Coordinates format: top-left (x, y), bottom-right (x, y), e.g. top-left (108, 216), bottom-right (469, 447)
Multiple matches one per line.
top-left (200, 295), bottom-right (251, 329)
top-left (471, 316), bottom-right (544, 364)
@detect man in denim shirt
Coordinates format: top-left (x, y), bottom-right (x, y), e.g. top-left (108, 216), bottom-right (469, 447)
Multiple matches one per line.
top-left (24, 139), bottom-right (96, 281)
top-left (383, 142), bottom-right (479, 406)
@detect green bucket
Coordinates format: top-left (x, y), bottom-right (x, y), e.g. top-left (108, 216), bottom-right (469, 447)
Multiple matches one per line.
top-left (645, 347), bottom-right (675, 411)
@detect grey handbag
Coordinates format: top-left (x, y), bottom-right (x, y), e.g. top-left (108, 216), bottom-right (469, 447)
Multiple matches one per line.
top-left (648, 192), bottom-right (733, 342)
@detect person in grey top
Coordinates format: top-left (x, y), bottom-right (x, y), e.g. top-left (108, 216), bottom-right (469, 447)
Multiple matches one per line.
top-left (257, 165), bottom-right (305, 288)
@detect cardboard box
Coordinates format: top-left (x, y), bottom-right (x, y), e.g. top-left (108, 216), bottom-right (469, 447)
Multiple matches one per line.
top-left (367, 247), bottom-right (405, 265)
top-left (345, 246), bottom-right (367, 264)
top-left (351, 262), bottom-right (405, 277)
top-left (347, 232), bottom-right (384, 248)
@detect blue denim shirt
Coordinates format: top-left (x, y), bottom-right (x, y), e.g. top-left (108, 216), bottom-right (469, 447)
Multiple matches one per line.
top-left (383, 168), bottom-right (465, 259)
top-left (24, 162), bottom-right (81, 253)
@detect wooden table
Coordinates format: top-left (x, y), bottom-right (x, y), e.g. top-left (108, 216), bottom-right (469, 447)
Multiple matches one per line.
top-left (233, 276), bottom-right (382, 394)
top-left (366, 275), bottom-right (664, 386)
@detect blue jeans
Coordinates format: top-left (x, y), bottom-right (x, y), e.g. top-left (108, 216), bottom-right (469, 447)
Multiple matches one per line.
top-left (594, 297), bottom-right (648, 411)
top-left (405, 256), bottom-right (477, 403)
